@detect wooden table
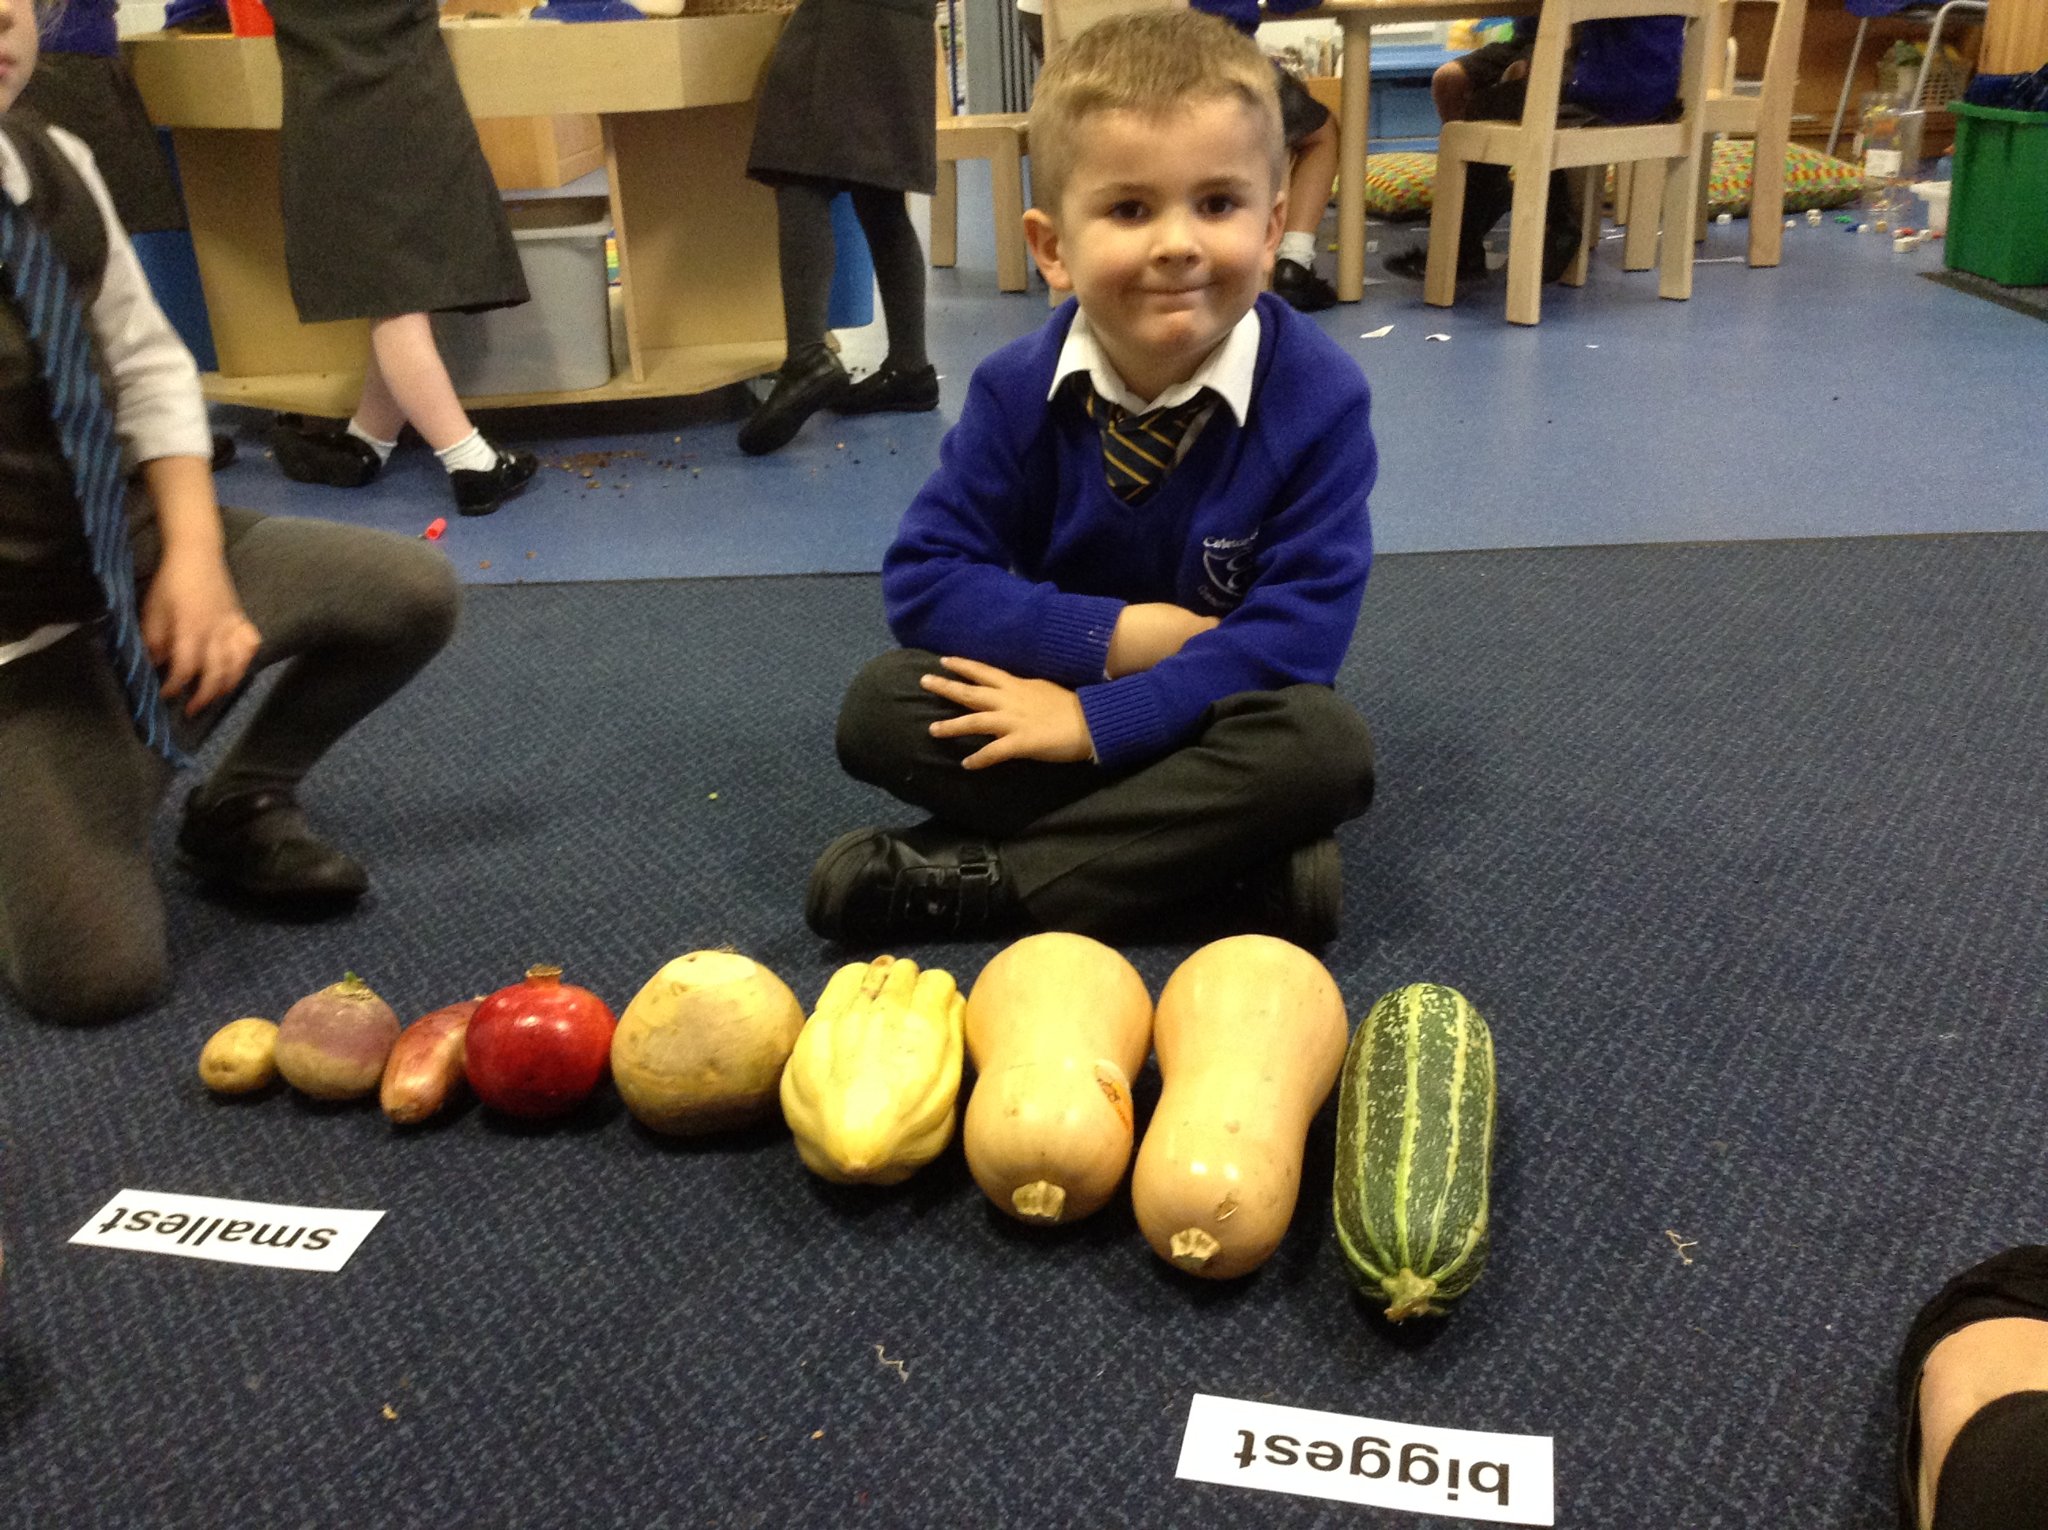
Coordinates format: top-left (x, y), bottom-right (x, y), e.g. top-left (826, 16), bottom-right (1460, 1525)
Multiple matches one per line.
top-left (126, 16), bottom-right (789, 414)
top-left (1306, 0), bottom-right (1539, 302)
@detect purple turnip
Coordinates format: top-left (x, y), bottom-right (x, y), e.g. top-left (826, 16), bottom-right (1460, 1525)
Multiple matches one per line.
top-left (275, 974), bottom-right (401, 1101)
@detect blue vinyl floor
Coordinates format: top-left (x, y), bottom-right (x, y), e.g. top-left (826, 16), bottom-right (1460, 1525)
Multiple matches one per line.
top-left (207, 164), bottom-right (2048, 584)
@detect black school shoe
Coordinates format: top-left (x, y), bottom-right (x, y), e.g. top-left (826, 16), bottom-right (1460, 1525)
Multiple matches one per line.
top-left (177, 788), bottom-right (369, 903)
top-left (738, 349), bottom-right (850, 456)
top-left (1241, 836), bottom-right (1343, 949)
top-left (451, 447), bottom-right (538, 516)
top-left (837, 361), bottom-right (941, 416)
top-left (268, 414), bottom-right (382, 488)
top-left (806, 824), bottom-right (1025, 944)
top-left (1273, 258), bottom-right (1339, 312)
top-left (1384, 242), bottom-right (1488, 282)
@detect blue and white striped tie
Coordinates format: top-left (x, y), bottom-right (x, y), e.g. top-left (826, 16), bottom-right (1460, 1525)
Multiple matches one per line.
top-left (0, 188), bottom-right (185, 765)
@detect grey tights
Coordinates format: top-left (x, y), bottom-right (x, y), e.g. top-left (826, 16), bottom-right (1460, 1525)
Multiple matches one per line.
top-left (774, 180), bottom-right (928, 372)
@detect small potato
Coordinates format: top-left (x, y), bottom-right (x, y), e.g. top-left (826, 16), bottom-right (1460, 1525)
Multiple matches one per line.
top-left (199, 1017), bottom-right (280, 1095)
top-left (380, 998), bottom-right (480, 1125)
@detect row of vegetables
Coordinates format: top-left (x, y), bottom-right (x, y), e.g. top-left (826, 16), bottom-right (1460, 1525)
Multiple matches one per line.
top-left (196, 934), bottom-right (1498, 1321)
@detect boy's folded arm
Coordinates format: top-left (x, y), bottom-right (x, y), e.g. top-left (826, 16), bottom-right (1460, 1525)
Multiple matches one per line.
top-left (883, 369), bottom-right (1125, 687)
top-left (1079, 389), bottom-right (1377, 769)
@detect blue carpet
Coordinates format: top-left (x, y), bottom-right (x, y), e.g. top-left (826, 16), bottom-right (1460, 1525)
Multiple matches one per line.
top-left (2, 533), bottom-right (2044, 1526)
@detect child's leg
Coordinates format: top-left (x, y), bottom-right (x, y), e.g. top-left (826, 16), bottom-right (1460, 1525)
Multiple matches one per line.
top-left (362, 312), bottom-right (474, 451)
top-left (192, 509), bottom-right (460, 806)
top-left (772, 180), bottom-right (840, 370)
top-left (739, 180), bottom-right (852, 455)
top-left (1272, 68), bottom-right (1339, 311)
top-left (0, 634), bottom-right (173, 1022)
top-left (839, 186), bottom-right (941, 415)
top-left (272, 315), bottom-right (537, 515)
top-left (834, 649), bottom-right (1103, 839)
top-left (997, 686), bottom-right (1374, 934)
top-left (821, 651), bottom-right (1375, 940)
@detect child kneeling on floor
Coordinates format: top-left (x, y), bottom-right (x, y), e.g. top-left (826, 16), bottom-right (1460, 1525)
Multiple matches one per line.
top-left (805, 9), bottom-right (1377, 950)
top-left (0, 0), bottom-right (459, 1023)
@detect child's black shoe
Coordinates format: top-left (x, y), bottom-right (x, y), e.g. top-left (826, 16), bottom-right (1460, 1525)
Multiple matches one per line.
top-left (738, 349), bottom-right (850, 455)
top-left (1273, 258), bottom-right (1339, 312)
top-left (177, 788), bottom-right (368, 903)
top-left (451, 446), bottom-right (538, 516)
top-left (268, 414), bottom-right (381, 488)
top-left (1384, 243), bottom-right (1488, 282)
top-left (1244, 837), bottom-right (1342, 949)
top-left (806, 825), bottom-right (1023, 943)
top-left (837, 362), bottom-right (940, 416)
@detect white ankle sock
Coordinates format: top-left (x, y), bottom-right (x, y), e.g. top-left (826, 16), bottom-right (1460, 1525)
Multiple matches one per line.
top-left (345, 419), bottom-right (398, 463)
top-left (435, 429), bottom-right (501, 476)
top-left (1278, 233), bottom-right (1318, 269)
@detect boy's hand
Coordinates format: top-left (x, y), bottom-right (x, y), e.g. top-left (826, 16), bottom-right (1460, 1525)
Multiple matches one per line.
top-left (141, 547), bottom-right (261, 717)
top-left (922, 656), bottom-right (1094, 769)
top-left (1106, 602), bottom-right (1220, 678)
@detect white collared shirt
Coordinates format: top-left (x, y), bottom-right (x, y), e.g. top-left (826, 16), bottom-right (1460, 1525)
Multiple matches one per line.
top-left (1, 122), bottom-right (212, 669)
top-left (1048, 304), bottom-right (1262, 468)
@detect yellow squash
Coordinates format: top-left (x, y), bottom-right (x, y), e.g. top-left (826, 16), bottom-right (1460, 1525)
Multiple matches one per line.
top-left (780, 955), bottom-right (965, 1184)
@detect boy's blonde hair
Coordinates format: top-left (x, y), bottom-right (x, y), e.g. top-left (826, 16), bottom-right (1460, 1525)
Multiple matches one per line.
top-left (1027, 9), bottom-right (1284, 215)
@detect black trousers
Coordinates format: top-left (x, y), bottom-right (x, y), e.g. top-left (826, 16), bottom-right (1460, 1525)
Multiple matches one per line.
top-left (834, 648), bottom-right (1375, 934)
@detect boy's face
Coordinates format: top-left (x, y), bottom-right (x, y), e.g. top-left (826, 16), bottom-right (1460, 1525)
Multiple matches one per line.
top-left (1025, 96), bottom-right (1285, 403)
top-left (0, 0), bottom-right (39, 115)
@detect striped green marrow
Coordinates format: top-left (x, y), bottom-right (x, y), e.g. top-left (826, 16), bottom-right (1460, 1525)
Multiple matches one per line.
top-left (1333, 983), bottom-right (1496, 1321)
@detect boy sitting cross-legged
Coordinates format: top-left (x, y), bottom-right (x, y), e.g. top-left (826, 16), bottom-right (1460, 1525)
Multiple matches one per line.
top-left (805, 8), bottom-right (1378, 950)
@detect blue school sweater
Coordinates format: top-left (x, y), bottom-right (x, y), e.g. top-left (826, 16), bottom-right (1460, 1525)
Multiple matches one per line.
top-left (882, 292), bottom-right (1375, 771)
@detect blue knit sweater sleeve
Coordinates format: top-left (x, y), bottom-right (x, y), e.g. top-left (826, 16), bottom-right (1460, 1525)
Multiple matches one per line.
top-left (1074, 309), bottom-right (1374, 768)
top-left (882, 321), bottom-right (1126, 686)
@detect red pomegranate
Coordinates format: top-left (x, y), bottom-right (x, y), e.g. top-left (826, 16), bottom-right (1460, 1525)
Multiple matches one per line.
top-left (464, 964), bottom-right (617, 1120)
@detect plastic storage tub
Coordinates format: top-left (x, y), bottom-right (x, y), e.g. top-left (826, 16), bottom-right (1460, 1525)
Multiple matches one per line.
top-left (432, 197), bottom-right (614, 398)
top-left (1945, 102), bottom-right (2048, 286)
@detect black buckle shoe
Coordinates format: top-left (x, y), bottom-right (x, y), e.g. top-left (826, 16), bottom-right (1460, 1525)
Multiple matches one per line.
top-left (806, 826), bottom-right (1020, 943)
top-left (1541, 212), bottom-right (1585, 285)
top-left (268, 414), bottom-right (382, 488)
top-left (177, 788), bottom-right (369, 903)
top-left (836, 362), bottom-right (940, 416)
top-left (451, 446), bottom-right (538, 517)
top-left (1273, 257), bottom-right (1340, 312)
top-left (737, 350), bottom-right (850, 456)
top-left (1243, 837), bottom-right (1342, 949)
top-left (1384, 243), bottom-right (1489, 283)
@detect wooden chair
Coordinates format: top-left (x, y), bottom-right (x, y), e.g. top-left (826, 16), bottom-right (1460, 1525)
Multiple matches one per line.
top-left (1695, 0), bottom-right (1809, 267)
top-left (1424, 0), bottom-right (1715, 325)
top-left (932, 27), bottom-right (1032, 293)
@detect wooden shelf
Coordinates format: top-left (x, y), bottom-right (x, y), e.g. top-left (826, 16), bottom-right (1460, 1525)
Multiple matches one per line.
top-left (130, 18), bottom-right (790, 410)
top-left (202, 341), bottom-right (782, 416)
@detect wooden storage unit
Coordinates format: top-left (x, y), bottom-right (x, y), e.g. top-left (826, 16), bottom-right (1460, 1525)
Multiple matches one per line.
top-left (125, 16), bottom-right (790, 414)
top-left (475, 114), bottom-right (606, 191)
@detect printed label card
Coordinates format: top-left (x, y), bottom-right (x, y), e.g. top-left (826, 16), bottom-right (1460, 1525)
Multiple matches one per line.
top-left (1176, 1393), bottom-right (1555, 1525)
top-left (71, 1190), bottom-right (385, 1273)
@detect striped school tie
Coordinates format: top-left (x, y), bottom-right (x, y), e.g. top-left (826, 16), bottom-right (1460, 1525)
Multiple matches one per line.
top-left (1086, 388), bottom-right (1210, 504)
top-left (0, 189), bottom-right (185, 764)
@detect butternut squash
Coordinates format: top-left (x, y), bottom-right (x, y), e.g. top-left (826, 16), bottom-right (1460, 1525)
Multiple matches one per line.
top-left (780, 955), bottom-right (965, 1185)
top-left (1131, 935), bottom-right (1349, 1279)
top-left (962, 933), bottom-right (1154, 1224)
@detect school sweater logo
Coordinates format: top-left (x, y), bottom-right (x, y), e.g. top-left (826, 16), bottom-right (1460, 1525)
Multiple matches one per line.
top-left (1200, 534), bottom-right (1259, 610)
